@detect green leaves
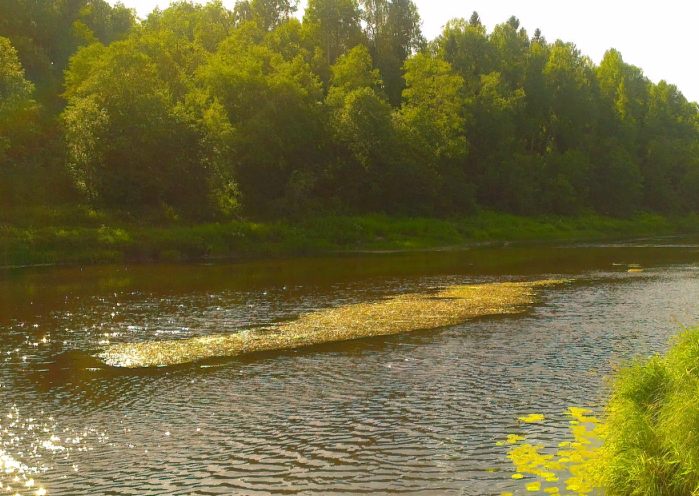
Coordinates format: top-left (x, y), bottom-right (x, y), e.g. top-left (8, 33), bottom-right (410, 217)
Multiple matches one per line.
top-left (400, 53), bottom-right (467, 161)
top-left (0, 36), bottom-right (38, 159)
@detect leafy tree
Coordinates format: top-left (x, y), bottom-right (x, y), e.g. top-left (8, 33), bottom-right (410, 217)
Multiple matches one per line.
top-left (303, 0), bottom-right (362, 65)
top-left (359, 0), bottom-right (424, 105)
top-left (196, 40), bottom-right (326, 216)
top-left (398, 53), bottom-right (472, 212)
top-left (466, 71), bottom-right (531, 213)
top-left (1, 36), bottom-right (72, 209)
top-left (235, 0), bottom-right (298, 31)
top-left (469, 11), bottom-right (481, 27)
top-left (0, 36), bottom-right (38, 165)
top-left (322, 45), bottom-right (397, 210)
top-left (489, 17), bottom-right (530, 91)
top-left (544, 41), bottom-right (596, 153)
top-left (0, 0), bottom-right (135, 111)
top-left (434, 17), bottom-right (492, 93)
top-left (62, 40), bottom-right (210, 216)
top-left (143, 1), bottom-right (235, 53)
top-left (589, 137), bottom-right (644, 217)
top-left (519, 39), bottom-right (550, 154)
top-left (540, 150), bottom-right (591, 215)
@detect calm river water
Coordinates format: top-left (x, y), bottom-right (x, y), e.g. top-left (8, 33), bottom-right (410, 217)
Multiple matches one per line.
top-left (2, 243), bottom-right (699, 495)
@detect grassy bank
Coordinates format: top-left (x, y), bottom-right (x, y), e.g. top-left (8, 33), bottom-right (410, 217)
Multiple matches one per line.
top-left (597, 326), bottom-right (699, 495)
top-left (502, 326), bottom-right (699, 496)
top-left (3, 206), bottom-right (699, 267)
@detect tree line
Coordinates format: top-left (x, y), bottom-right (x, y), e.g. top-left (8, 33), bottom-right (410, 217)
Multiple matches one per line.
top-left (2, 0), bottom-right (698, 220)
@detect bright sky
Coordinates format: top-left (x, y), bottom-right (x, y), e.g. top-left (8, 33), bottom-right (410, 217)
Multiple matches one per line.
top-left (112, 0), bottom-right (699, 103)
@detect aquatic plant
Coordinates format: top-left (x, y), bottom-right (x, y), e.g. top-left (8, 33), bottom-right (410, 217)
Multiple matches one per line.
top-left (100, 279), bottom-right (567, 367)
top-left (500, 407), bottom-right (604, 496)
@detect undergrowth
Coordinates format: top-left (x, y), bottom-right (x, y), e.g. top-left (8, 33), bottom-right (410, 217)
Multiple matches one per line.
top-left (2, 207), bottom-right (699, 267)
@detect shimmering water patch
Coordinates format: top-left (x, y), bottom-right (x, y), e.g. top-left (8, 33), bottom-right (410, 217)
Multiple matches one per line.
top-left (0, 404), bottom-right (111, 496)
top-left (99, 280), bottom-right (567, 368)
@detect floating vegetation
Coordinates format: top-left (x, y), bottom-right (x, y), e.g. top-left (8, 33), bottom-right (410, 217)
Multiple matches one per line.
top-left (500, 407), bottom-right (604, 496)
top-left (518, 414), bottom-right (546, 424)
top-left (100, 279), bottom-right (568, 368)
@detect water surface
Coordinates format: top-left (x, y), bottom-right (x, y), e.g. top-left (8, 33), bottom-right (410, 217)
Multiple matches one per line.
top-left (2, 245), bottom-right (699, 495)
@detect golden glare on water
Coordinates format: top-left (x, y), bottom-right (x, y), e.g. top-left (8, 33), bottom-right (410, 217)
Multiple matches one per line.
top-left (0, 404), bottom-right (111, 496)
top-left (100, 279), bottom-right (568, 368)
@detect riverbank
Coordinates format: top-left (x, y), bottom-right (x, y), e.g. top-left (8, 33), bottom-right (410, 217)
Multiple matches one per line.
top-left (504, 325), bottom-right (699, 496)
top-left (3, 207), bottom-right (699, 268)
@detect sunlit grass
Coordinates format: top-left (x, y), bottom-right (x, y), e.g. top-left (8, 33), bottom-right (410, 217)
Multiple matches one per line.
top-left (597, 326), bottom-right (699, 496)
top-left (4, 207), bottom-right (699, 267)
top-left (100, 279), bottom-right (567, 368)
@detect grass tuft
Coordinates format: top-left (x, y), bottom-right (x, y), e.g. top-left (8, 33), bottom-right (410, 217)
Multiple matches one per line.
top-left (599, 326), bottom-right (699, 496)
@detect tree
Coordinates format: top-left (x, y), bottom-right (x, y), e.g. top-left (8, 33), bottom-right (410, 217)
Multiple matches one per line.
top-left (62, 40), bottom-right (210, 216)
top-left (143, 0), bottom-right (235, 53)
top-left (303, 0), bottom-right (362, 65)
top-left (0, 0), bottom-right (135, 111)
top-left (544, 41), bottom-right (596, 153)
top-left (589, 137), bottom-right (643, 217)
top-left (1, 36), bottom-right (72, 209)
top-left (489, 17), bottom-right (530, 90)
top-left (196, 40), bottom-right (326, 216)
top-left (0, 36), bottom-right (38, 164)
top-left (397, 53), bottom-right (472, 212)
top-left (359, 0), bottom-right (424, 105)
top-left (469, 11), bottom-right (481, 27)
top-left (434, 17), bottom-right (492, 93)
top-left (322, 45), bottom-right (397, 210)
top-left (251, 0), bottom-right (298, 31)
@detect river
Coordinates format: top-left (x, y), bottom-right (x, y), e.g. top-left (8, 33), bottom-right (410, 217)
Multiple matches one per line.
top-left (1, 243), bottom-right (699, 495)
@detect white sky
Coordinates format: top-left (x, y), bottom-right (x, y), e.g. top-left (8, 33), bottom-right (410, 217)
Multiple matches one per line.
top-left (112, 0), bottom-right (699, 103)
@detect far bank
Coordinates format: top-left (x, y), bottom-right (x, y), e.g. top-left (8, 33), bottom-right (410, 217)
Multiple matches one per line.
top-left (3, 208), bottom-right (699, 268)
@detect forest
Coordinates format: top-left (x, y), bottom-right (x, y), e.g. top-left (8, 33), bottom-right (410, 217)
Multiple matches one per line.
top-left (2, 0), bottom-right (699, 222)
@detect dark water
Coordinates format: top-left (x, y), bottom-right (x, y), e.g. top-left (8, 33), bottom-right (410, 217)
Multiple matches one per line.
top-left (2, 245), bottom-right (699, 495)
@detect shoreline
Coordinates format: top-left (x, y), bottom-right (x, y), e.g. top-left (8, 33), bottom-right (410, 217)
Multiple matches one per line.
top-left (3, 211), bottom-right (699, 270)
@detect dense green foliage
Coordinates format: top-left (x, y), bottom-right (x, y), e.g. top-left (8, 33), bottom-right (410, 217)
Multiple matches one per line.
top-left (1, 1), bottom-right (699, 222)
top-left (597, 326), bottom-right (699, 495)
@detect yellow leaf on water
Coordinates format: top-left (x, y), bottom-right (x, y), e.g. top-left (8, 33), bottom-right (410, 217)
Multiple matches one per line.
top-left (519, 414), bottom-right (546, 423)
top-left (544, 488), bottom-right (559, 493)
top-left (526, 481), bottom-right (541, 491)
top-left (512, 473), bottom-right (524, 479)
top-left (501, 493), bottom-right (514, 496)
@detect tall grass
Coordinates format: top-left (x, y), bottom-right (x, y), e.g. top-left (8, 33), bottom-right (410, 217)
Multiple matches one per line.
top-left (599, 327), bottom-right (699, 496)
